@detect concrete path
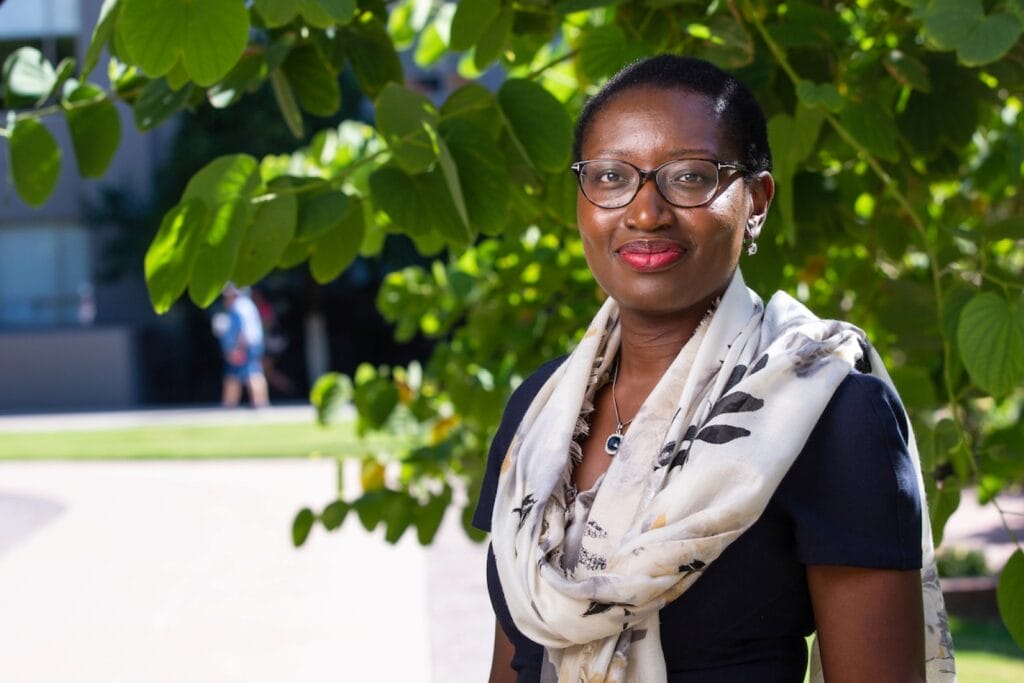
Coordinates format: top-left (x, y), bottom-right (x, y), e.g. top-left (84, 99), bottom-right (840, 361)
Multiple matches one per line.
top-left (0, 459), bottom-right (490, 683)
top-left (0, 405), bottom-right (1021, 682)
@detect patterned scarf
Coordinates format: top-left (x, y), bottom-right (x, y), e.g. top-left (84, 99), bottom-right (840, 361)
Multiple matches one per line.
top-left (491, 270), bottom-right (955, 682)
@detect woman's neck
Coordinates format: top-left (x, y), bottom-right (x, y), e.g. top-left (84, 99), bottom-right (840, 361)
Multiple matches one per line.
top-left (615, 296), bottom-right (717, 387)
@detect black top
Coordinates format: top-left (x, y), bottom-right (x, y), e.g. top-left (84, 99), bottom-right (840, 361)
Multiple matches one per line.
top-left (472, 358), bottom-right (923, 682)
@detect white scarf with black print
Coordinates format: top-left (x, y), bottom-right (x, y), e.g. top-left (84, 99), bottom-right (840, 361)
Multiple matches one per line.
top-left (491, 270), bottom-right (954, 682)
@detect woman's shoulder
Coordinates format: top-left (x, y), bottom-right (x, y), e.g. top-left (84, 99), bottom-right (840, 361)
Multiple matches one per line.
top-left (502, 355), bottom-right (568, 423)
top-left (472, 355), bottom-right (568, 533)
top-left (776, 369), bottom-right (923, 569)
top-left (818, 370), bottom-right (909, 442)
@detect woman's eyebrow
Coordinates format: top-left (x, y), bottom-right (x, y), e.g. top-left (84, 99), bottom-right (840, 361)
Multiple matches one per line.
top-left (588, 147), bottom-right (719, 159)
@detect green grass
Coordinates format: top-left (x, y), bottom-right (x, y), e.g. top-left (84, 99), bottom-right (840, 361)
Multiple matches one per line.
top-left (950, 616), bottom-right (1024, 683)
top-left (0, 421), bottom-right (395, 460)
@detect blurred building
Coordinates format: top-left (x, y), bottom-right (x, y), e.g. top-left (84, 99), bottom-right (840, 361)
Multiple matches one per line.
top-left (0, 0), bottom-right (446, 414)
top-left (0, 0), bottom-right (175, 411)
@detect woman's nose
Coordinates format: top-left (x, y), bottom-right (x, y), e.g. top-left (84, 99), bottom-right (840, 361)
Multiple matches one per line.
top-left (624, 180), bottom-right (673, 231)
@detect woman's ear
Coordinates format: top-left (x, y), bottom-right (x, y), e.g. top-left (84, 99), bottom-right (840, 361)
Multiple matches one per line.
top-left (745, 172), bottom-right (775, 241)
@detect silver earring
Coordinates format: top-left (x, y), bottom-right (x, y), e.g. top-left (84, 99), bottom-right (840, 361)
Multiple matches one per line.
top-left (744, 221), bottom-right (759, 255)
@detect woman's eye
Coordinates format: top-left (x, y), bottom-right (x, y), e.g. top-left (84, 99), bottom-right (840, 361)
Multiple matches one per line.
top-left (597, 171), bottom-right (624, 183)
top-left (672, 172), bottom-right (707, 184)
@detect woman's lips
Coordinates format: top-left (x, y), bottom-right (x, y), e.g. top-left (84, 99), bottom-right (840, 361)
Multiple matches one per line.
top-left (616, 241), bottom-right (686, 272)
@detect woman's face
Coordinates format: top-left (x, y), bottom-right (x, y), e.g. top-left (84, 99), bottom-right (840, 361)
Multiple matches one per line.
top-left (576, 86), bottom-right (773, 320)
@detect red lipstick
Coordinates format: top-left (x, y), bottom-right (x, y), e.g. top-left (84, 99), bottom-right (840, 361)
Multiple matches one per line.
top-left (617, 240), bottom-right (686, 272)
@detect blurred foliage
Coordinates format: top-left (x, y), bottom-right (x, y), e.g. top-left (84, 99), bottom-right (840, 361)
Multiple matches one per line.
top-left (3, 0), bottom-right (1024, 642)
top-left (937, 547), bottom-right (990, 578)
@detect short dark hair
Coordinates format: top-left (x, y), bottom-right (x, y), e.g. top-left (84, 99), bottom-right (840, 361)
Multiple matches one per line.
top-left (573, 55), bottom-right (772, 174)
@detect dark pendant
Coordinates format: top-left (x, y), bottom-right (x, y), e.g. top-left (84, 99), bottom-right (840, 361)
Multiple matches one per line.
top-left (604, 432), bottom-right (623, 456)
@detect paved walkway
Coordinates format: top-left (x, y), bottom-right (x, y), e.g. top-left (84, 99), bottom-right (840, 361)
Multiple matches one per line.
top-left (0, 458), bottom-right (490, 683)
top-left (0, 406), bottom-right (1020, 682)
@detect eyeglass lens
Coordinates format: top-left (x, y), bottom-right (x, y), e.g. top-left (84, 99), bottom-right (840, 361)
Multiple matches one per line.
top-left (577, 159), bottom-right (722, 208)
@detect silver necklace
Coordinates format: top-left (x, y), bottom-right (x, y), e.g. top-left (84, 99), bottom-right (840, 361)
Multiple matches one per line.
top-left (604, 361), bottom-right (634, 456)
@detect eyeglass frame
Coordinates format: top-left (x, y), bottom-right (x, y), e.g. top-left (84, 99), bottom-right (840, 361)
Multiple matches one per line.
top-left (569, 157), bottom-right (751, 209)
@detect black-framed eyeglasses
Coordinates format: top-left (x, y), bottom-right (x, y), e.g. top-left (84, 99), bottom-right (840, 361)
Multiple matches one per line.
top-left (570, 158), bottom-right (749, 209)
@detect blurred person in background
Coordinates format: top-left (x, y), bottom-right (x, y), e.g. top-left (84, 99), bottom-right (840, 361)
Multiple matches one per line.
top-left (213, 284), bottom-right (269, 408)
top-left (252, 288), bottom-right (295, 396)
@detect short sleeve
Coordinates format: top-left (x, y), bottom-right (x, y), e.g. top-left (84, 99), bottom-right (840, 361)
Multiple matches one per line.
top-left (472, 357), bottom-right (566, 533)
top-left (775, 372), bottom-right (923, 570)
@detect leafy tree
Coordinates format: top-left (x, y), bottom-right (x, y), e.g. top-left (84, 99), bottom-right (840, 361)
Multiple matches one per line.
top-left (2, 0), bottom-right (1023, 644)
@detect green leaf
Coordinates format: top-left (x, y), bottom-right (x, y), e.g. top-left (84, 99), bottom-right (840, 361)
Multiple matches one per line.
top-left (795, 80), bottom-right (844, 112)
top-left (297, 190), bottom-right (350, 242)
top-left (269, 67), bottom-right (304, 138)
top-left (83, 0), bottom-right (121, 77)
top-left (839, 101), bottom-right (900, 162)
top-left (981, 216), bottom-right (1024, 241)
top-left (383, 491), bottom-right (417, 543)
top-left (120, 0), bottom-right (250, 87)
top-left (374, 83), bottom-right (439, 174)
top-left (299, 0), bottom-right (356, 27)
top-left (133, 78), bottom-right (193, 130)
top-left (183, 153), bottom-right (262, 206)
top-left (165, 58), bottom-right (191, 91)
top-left (309, 197), bottom-right (366, 283)
top-left (957, 13), bottom-right (1024, 66)
top-left (450, 0), bottom-right (501, 52)
top-left (497, 78), bottom-right (572, 172)
top-left (927, 479), bottom-right (960, 548)
top-left (416, 486), bottom-right (452, 545)
top-left (282, 44), bottom-right (341, 117)
top-left (182, 155), bottom-right (260, 304)
top-left (473, 8), bottom-right (513, 71)
top-left (319, 499), bottom-right (350, 531)
top-left (888, 366), bottom-right (937, 410)
top-left (278, 240), bottom-right (311, 268)
top-left (292, 507), bottom-right (315, 546)
top-left (922, 0), bottom-right (1024, 66)
top-left (254, 0), bottom-right (300, 27)
top-left (957, 292), bottom-right (1024, 396)
top-left (144, 199), bottom-right (210, 313)
top-left (921, 0), bottom-right (981, 49)
top-left (440, 83), bottom-right (502, 139)
top-left (8, 118), bottom-right (61, 207)
top-left (882, 50), bottom-right (931, 92)
top-left (352, 490), bottom-right (384, 531)
top-left (691, 15), bottom-right (753, 70)
top-left (579, 24), bottom-right (630, 83)
top-left (62, 82), bottom-right (122, 178)
top-left (370, 165), bottom-right (470, 244)
top-left (767, 106), bottom-right (823, 241)
top-left (435, 133), bottom-right (470, 231)
top-left (188, 198), bottom-right (252, 307)
top-left (340, 15), bottom-right (403, 98)
top-left (998, 549), bottom-right (1024, 650)
top-left (232, 179), bottom-right (298, 286)
top-left (897, 56), bottom-right (978, 157)
top-left (766, 0), bottom-right (849, 48)
top-left (47, 58), bottom-right (78, 103)
top-left (208, 50), bottom-right (267, 109)
top-left (440, 118), bottom-right (510, 235)
top-left (415, 23), bottom-right (449, 68)
top-left (354, 375), bottom-right (399, 430)
top-left (2, 47), bottom-right (57, 108)
top-left (310, 371), bottom-right (353, 425)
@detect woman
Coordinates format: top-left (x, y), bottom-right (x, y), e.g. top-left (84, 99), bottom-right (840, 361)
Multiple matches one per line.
top-left (473, 56), bottom-right (954, 682)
